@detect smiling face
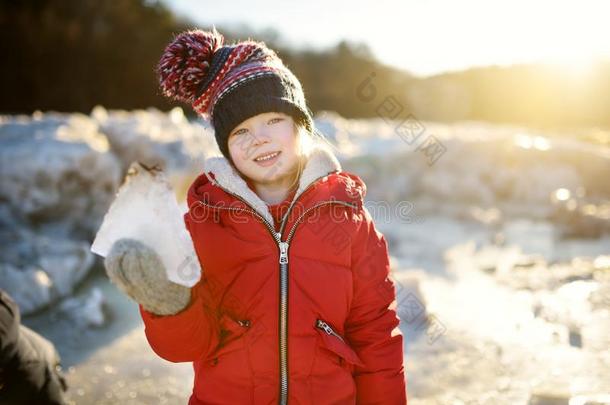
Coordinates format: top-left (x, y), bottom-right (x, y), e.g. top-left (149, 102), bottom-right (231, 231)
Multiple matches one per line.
top-left (227, 111), bottom-right (303, 194)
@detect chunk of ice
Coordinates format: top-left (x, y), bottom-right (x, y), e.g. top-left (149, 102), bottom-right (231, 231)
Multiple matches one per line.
top-left (90, 161), bottom-right (200, 287)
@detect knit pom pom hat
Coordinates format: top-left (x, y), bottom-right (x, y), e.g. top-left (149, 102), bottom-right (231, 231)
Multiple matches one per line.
top-left (157, 27), bottom-right (314, 161)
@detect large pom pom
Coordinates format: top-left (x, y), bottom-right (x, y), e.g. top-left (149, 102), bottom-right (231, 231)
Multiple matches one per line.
top-left (157, 28), bottom-right (224, 104)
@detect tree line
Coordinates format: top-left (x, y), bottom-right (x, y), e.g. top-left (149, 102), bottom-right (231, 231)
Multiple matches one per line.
top-left (1, 0), bottom-right (609, 132)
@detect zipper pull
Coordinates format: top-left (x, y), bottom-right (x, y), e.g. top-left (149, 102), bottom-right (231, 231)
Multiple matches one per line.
top-left (279, 241), bottom-right (289, 264)
top-left (317, 319), bottom-right (334, 335)
top-left (316, 319), bottom-right (345, 342)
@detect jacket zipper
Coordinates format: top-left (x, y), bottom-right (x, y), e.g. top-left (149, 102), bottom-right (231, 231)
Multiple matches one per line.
top-left (277, 199), bottom-right (357, 405)
top-left (315, 319), bottom-right (346, 343)
top-left (201, 174), bottom-right (357, 405)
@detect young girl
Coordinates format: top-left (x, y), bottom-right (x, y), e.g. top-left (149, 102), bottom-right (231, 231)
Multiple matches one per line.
top-left (104, 28), bottom-right (407, 405)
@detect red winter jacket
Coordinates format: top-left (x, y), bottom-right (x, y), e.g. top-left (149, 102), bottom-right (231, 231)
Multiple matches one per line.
top-left (139, 144), bottom-right (407, 404)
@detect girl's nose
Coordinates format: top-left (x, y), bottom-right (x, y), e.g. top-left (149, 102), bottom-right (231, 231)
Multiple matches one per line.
top-left (251, 128), bottom-right (271, 146)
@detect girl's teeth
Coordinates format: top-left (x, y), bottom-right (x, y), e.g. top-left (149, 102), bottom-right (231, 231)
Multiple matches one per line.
top-left (256, 152), bottom-right (279, 161)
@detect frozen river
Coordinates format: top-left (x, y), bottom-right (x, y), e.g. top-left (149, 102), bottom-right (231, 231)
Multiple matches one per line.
top-left (4, 108), bottom-right (608, 403)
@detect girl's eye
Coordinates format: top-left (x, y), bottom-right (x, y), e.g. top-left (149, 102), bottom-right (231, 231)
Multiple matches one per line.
top-left (231, 117), bottom-right (282, 137)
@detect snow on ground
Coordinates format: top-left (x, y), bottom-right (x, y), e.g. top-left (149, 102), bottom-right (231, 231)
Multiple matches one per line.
top-left (2, 107), bottom-right (609, 403)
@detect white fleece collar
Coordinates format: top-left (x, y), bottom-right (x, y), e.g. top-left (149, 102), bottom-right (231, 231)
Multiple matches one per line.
top-left (203, 143), bottom-right (342, 225)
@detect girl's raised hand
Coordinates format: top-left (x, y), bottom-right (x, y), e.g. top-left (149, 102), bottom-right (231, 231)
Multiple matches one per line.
top-left (104, 238), bottom-right (192, 316)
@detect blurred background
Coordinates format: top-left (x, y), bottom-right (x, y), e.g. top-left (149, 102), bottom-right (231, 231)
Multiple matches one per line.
top-left (0, 0), bottom-right (609, 404)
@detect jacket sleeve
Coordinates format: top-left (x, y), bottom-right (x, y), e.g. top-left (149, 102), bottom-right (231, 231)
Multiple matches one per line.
top-left (345, 206), bottom-right (407, 404)
top-left (138, 211), bottom-right (221, 363)
top-left (0, 289), bottom-right (68, 404)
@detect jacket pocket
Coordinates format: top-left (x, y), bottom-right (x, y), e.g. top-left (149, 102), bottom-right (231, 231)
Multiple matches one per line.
top-left (314, 318), bottom-right (364, 368)
top-left (193, 313), bottom-right (255, 402)
top-left (219, 312), bottom-right (251, 344)
top-left (206, 312), bottom-right (251, 366)
top-left (219, 312), bottom-right (251, 336)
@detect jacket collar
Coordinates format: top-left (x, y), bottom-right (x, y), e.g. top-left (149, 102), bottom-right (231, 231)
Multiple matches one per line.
top-left (203, 143), bottom-right (343, 225)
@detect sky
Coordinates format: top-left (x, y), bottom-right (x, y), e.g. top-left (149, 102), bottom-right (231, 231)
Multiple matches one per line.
top-left (160, 0), bottom-right (610, 78)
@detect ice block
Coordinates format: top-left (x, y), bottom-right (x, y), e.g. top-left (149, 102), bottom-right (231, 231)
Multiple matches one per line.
top-left (91, 161), bottom-right (201, 287)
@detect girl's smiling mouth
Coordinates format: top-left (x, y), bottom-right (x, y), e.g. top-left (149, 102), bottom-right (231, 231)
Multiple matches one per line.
top-left (253, 151), bottom-right (281, 166)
